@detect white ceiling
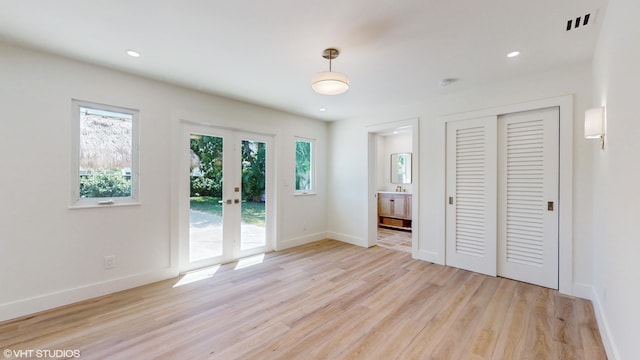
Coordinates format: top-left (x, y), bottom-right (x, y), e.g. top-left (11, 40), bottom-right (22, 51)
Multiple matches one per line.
top-left (0, 0), bottom-right (608, 121)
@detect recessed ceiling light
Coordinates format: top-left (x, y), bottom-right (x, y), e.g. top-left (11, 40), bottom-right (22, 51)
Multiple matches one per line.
top-left (319, 108), bottom-right (326, 112)
top-left (126, 50), bottom-right (140, 57)
top-left (507, 51), bottom-right (520, 58)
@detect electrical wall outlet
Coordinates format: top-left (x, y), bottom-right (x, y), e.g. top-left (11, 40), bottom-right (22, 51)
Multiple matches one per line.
top-left (104, 255), bottom-right (115, 269)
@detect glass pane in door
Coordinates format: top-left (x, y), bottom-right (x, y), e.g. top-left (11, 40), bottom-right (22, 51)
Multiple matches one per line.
top-left (189, 134), bottom-right (224, 261)
top-left (240, 139), bottom-right (266, 250)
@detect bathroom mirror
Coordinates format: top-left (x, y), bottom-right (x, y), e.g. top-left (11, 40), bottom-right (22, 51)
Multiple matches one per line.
top-left (391, 153), bottom-right (412, 184)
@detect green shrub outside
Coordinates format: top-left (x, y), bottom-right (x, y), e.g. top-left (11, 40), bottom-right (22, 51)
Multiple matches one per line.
top-left (80, 173), bottom-right (131, 198)
top-left (190, 176), bottom-right (222, 197)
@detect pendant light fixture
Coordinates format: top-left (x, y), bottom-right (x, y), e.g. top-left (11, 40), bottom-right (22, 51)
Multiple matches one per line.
top-left (312, 48), bottom-right (350, 95)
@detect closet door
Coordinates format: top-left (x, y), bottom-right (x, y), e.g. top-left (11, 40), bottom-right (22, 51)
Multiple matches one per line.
top-left (446, 116), bottom-right (497, 276)
top-left (498, 107), bottom-right (559, 289)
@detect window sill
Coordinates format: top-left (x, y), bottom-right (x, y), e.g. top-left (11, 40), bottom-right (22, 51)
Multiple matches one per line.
top-left (294, 192), bottom-right (317, 196)
top-left (69, 200), bottom-right (141, 210)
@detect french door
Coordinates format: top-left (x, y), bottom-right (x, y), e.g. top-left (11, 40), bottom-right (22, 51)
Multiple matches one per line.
top-left (180, 123), bottom-right (272, 272)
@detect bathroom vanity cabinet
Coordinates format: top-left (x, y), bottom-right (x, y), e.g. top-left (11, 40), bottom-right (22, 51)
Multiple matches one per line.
top-left (378, 192), bottom-right (412, 230)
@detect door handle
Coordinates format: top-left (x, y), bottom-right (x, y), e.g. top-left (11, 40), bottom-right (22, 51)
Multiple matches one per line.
top-left (226, 199), bottom-right (232, 205)
top-left (547, 201), bottom-right (554, 211)
top-left (449, 196), bottom-right (454, 205)
top-left (234, 199), bottom-right (240, 204)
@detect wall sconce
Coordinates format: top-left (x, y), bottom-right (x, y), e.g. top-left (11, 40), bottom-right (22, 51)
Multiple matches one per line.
top-left (585, 106), bottom-right (605, 149)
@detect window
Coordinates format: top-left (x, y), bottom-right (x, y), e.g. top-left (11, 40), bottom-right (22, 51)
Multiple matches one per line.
top-left (295, 137), bottom-right (315, 194)
top-left (71, 100), bottom-right (139, 207)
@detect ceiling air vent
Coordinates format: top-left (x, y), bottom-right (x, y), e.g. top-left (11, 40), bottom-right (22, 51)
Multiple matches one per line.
top-left (566, 13), bottom-right (591, 31)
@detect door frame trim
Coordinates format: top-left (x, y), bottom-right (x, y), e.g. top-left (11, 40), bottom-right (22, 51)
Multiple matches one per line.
top-left (442, 95), bottom-right (573, 295)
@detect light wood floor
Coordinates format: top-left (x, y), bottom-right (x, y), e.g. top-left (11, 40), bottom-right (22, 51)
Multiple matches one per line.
top-left (377, 227), bottom-right (412, 253)
top-left (0, 240), bottom-right (606, 359)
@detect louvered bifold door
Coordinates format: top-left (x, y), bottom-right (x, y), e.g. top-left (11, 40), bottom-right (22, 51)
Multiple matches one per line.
top-left (446, 116), bottom-right (497, 276)
top-left (498, 107), bottom-right (559, 289)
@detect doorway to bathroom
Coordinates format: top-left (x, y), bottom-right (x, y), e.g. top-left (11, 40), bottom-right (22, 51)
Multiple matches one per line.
top-left (366, 118), bottom-right (419, 256)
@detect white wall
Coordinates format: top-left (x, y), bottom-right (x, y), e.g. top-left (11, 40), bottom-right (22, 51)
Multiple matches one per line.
top-left (591, 0), bottom-right (640, 358)
top-left (377, 133), bottom-right (413, 193)
top-left (0, 43), bottom-right (328, 322)
top-left (328, 61), bottom-right (594, 295)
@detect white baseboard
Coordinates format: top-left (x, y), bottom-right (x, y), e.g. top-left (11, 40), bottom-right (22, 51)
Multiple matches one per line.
top-left (414, 249), bottom-right (443, 264)
top-left (591, 288), bottom-right (620, 360)
top-left (325, 232), bottom-right (367, 247)
top-left (572, 282), bottom-right (593, 300)
top-left (0, 267), bottom-right (177, 323)
top-left (277, 232), bottom-right (328, 250)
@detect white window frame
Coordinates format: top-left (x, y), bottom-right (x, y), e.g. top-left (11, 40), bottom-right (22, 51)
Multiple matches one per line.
top-left (294, 137), bottom-right (316, 195)
top-left (70, 99), bottom-right (140, 208)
